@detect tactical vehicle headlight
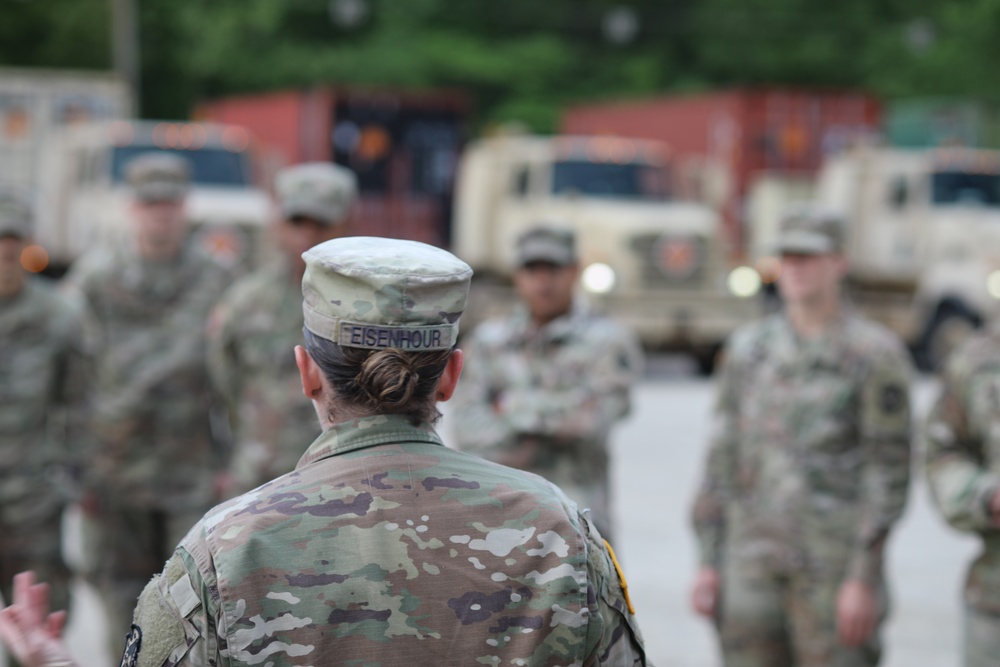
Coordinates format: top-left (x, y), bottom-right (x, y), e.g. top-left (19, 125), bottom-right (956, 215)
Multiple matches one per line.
top-left (727, 266), bottom-right (762, 298)
top-left (987, 270), bottom-right (1000, 300)
top-left (582, 262), bottom-right (616, 294)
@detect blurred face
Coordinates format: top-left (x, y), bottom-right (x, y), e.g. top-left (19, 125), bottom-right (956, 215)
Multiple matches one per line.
top-left (130, 198), bottom-right (188, 258)
top-left (0, 236), bottom-right (25, 297)
top-left (277, 215), bottom-right (348, 276)
top-left (514, 261), bottom-right (579, 325)
top-left (777, 252), bottom-right (847, 306)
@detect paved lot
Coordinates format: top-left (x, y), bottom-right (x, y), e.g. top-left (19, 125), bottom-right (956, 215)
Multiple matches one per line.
top-left (2, 371), bottom-right (981, 666)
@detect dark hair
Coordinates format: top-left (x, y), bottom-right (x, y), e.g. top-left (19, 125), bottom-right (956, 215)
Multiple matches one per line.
top-left (303, 328), bottom-right (453, 425)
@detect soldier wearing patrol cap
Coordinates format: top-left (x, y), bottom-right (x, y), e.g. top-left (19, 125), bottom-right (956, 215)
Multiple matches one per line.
top-left (451, 224), bottom-right (644, 544)
top-left (62, 152), bottom-right (233, 657)
top-left (0, 190), bottom-right (86, 654)
top-left (0, 236), bottom-right (650, 667)
top-left (690, 206), bottom-right (914, 666)
top-left (207, 162), bottom-right (358, 496)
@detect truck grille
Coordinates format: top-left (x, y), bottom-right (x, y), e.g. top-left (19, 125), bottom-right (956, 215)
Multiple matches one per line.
top-left (631, 233), bottom-right (706, 287)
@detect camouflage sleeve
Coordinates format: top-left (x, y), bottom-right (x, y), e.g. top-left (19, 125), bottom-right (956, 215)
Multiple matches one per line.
top-left (690, 337), bottom-right (742, 569)
top-left (52, 297), bottom-right (94, 480)
top-left (925, 346), bottom-right (1000, 533)
top-left (582, 514), bottom-right (649, 666)
top-left (847, 344), bottom-right (913, 584)
top-left (451, 330), bottom-right (519, 455)
top-left (499, 326), bottom-right (642, 443)
top-left (59, 274), bottom-right (104, 470)
top-left (126, 546), bottom-right (220, 667)
top-left (205, 287), bottom-right (244, 409)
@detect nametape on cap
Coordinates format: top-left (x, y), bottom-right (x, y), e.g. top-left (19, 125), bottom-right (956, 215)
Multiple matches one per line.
top-left (338, 321), bottom-right (455, 351)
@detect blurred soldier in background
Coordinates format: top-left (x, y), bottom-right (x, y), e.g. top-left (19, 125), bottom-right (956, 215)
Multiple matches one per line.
top-left (925, 334), bottom-right (1000, 666)
top-left (62, 153), bottom-right (232, 656)
top-left (452, 225), bottom-right (643, 542)
top-left (690, 209), bottom-right (913, 666)
top-left (0, 192), bottom-right (84, 645)
top-left (208, 162), bottom-right (357, 496)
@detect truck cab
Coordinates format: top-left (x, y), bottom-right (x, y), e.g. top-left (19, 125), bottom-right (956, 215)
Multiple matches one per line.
top-left (821, 147), bottom-right (1000, 367)
top-left (748, 146), bottom-right (1000, 368)
top-left (453, 133), bottom-right (761, 367)
top-left (36, 120), bottom-right (272, 273)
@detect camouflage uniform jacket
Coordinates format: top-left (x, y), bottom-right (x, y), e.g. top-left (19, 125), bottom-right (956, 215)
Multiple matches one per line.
top-left (65, 242), bottom-right (231, 511)
top-left (0, 278), bottom-right (86, 529)
top-left (451, 302), bottom-right (643, 534)
top-left (925, 328), bottom-right (1000, 612)
top-left (691, 310), bottom-right (913, 583)
top-left (207, 262), bottom-right (319, 493)
top-left (130, 415), bottom-right (648, 667)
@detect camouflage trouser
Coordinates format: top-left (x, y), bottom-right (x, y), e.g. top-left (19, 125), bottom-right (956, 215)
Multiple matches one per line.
top-left (965, 605), bottom-right (1000, 667)
top-left (82, 502), bottom-right (205, 659)
top-left (717, 557), bottom-right (884, 667)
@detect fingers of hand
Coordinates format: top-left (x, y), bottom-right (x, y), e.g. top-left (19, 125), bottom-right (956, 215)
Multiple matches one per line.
top-left (47, 610), bottom-right (68, 639)
top-left (691, 574), bottom-right (718, 617)
top-left (837, 587), bottom-right (875, 647)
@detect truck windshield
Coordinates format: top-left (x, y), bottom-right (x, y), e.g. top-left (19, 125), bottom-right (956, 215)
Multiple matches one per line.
top-left (552, 160), bottom-right (668, 200)
top-left (111, 146), bottom-right (250, 187)
top-left (931, 171), bottom-right (1000, 207)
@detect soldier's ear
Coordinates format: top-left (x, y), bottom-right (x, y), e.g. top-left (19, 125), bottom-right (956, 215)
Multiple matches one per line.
top-left (434, 349), bottom-right (464, 402)
top-left (294, 345), bottom-right (324, 399)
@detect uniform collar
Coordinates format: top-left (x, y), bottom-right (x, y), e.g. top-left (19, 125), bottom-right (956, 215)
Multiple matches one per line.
top-left (776, 307), bottom-right (852, 367)
top-left (296, 414), bottom-right (444, 468)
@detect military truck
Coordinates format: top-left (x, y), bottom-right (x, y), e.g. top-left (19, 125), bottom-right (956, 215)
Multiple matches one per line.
top-left (35, 120), bottom-right (272, 273)
top-left (748, 145), bottom-right (1000, 369)
top-left (452, 133), bottom-right (762, 370)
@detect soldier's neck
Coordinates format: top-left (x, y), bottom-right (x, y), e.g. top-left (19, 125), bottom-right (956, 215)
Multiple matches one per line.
top-left (137, 237), bottom-right (184, 263)
top-left (0, 272), bottom-right (24, 299)
top-left (786, 295), bottom-right (842, 339)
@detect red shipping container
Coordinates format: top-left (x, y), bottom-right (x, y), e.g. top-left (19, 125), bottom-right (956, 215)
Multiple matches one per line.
top-left (195, 87), bottom-right (469, 248)
top-left (562, 89), bottom-right (882, 254)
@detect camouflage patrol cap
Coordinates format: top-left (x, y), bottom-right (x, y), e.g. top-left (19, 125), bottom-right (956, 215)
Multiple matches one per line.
top-left (302, 237), bottom-right (472, 351)
top-left (776, 204), bottom-right (845, 255)
top-left (0, 190), bottom-right (31, 240)
top-left (516, 225), bottom-right (577, 267)
top-left (125, 152), bottom-right (190, 202)
top-left (276, 162), bottom-right (358, 225)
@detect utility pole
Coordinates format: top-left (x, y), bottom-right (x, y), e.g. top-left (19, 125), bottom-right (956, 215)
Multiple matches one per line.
top-left (111, 0), bottom-right (140, 116)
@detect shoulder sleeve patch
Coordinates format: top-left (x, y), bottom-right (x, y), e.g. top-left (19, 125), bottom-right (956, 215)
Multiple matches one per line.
top-left (118, 624), bottom-right (142, 667)
top-left (881, 383), bottom-right (906, 414)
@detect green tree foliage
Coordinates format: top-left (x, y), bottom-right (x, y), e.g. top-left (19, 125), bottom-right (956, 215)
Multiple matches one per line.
top-left (0, 0), bottom-right (998, 129)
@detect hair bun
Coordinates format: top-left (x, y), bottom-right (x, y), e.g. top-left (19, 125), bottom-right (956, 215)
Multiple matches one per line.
top-left (357, 348), bottom-right (420, 411)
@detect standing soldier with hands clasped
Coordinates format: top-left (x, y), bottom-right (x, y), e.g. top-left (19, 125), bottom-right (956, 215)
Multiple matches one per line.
top-left (452, 225), bottom-right (643, 543)
top-left (208, 162), bottom-right (357, 496)
top-left (63, 152), bottom-right (233, 656)
top-left (925, 328), bottom-right (1000, 666)
top-left (0, 191), bottom-right (85, 643)
top-left (690, 207), bottom-right (913, 666)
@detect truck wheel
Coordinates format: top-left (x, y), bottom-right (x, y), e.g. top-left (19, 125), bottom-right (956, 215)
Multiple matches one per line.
top-left (919, 305), bottom-right (981, 372)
